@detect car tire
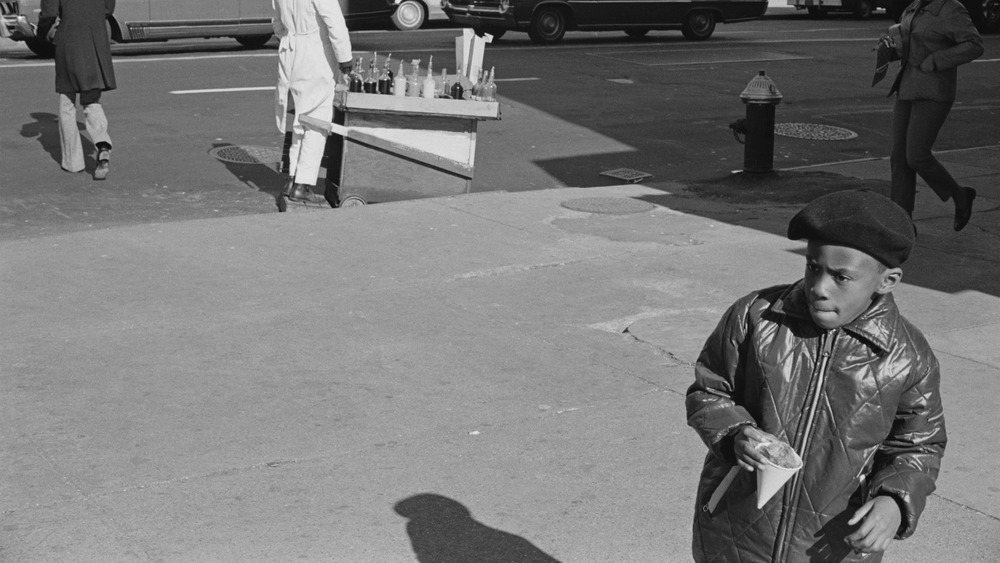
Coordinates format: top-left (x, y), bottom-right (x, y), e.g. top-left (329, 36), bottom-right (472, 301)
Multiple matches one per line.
top-left (25, 38), bottom-right (55, 58)
top-left (391, 0), bottom-right (427, 31)
top-left (625, 28), bottom-right (650, 38)
top-left (528, 6), bottom-right (567, 45)
top-left (681, 10), bottom-right (716, 40)
top-left (973, 0), bottom-right (999, 32)
top-left (236, 34), bottom-right (273, 48)
top-left (852, 0), bottom-right (873, 19)
top-left (474, 27), bottom-right (507, 40)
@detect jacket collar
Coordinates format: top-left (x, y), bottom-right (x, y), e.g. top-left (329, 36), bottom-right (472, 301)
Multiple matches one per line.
top-left (908, 0), bottom-right (948, 16)
top-left (770, 280), bottom-right (899, 353)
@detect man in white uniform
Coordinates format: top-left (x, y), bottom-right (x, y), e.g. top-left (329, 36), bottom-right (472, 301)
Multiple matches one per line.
top-left (272, 0), bottom-right (353, 205)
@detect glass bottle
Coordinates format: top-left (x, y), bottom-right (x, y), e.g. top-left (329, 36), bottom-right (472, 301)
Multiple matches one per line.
top-left (393, 60), bottom-right (407, 97)
top-left (449, 77), bottom-right (464, 100)
top-left (438, 68), bottom-right (449, 98)
top-left (363, 53), bottom-right (377, 93)
top-left (348, 57), bottom-right (364, 93)
top-left (422, 56), bottom-right (436, 99)
top-left (406, 59), bottom-right (422, 97)
top-left (483, 66), bottom-right (497, 102)
top-left (378, 54), bottom-right (393, 95)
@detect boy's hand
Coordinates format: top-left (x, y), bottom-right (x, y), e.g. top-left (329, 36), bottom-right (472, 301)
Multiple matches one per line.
top-left (732, 426), bottom-right (780, 472)
top-left (844, 496), bottom-right (902, 555)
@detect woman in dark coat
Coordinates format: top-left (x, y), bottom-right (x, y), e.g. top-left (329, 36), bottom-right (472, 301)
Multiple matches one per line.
top-left (888, 0), bottom-right (983, 230)
top-left (37, 0), bottom-right (117, 179)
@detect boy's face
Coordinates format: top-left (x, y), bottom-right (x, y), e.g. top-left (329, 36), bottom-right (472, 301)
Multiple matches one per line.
top-left (803, 240), bottom-right (902, 330)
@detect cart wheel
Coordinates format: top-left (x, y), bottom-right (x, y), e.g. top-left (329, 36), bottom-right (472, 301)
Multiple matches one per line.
top-left (339, 195), bottom-right (367, 208)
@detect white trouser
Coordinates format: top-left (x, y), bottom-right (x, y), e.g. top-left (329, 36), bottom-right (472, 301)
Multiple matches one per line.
top-left (58, 92), bottom-right (112, 173)
top-left (283, 91), bottom-right (332, 186)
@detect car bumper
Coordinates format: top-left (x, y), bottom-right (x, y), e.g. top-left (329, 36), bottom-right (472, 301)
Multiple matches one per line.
top-left (1, 14), bottom-right (36, 40)
top-left (442, 1), bottom-right (518, 29)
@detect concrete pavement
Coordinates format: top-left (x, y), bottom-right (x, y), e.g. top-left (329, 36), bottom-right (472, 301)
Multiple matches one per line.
top-left (2, 146), bottom-right (998, 561)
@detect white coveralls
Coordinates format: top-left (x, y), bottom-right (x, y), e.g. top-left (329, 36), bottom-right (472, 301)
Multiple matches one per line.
top-left (272, 0), bottom-right (352, 186)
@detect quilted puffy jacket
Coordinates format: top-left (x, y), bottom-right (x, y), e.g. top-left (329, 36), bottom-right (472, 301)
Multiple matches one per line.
top-left (686, 282), bottom-right (946, 563)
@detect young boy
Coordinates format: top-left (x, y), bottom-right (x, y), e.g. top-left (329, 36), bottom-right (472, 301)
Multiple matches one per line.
top-left (686, 190), bottom-right (945, 562)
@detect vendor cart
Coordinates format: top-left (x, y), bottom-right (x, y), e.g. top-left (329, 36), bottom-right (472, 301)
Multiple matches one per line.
top-left (301, 89), bottom-right (501, 207)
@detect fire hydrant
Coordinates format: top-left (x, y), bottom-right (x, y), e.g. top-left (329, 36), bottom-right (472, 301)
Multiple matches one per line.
top-left (729, 70), bottom-right (783, 174)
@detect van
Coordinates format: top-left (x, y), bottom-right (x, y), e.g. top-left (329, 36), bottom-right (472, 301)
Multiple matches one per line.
top-left (1, 0), bottom-right (397, 57)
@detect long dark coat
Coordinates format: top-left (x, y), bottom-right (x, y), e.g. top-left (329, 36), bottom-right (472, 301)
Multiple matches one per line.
top-left (37, 0), bottom-right (116, 94)
top-left (687, 282), bottom-right (946, 563)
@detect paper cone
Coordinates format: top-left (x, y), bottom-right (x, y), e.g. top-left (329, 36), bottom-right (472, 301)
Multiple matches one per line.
top-left (755, 443), bottom-right (802, 509)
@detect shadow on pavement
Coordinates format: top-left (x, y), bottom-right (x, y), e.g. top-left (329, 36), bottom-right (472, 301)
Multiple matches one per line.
top-left (210, 142), bottom-right (287, 211)
top-left (634, 170), bottom-right (1000, 299)
top-left (20, 112), bottom-right (69, 167)
top-left (394, 493), bottom-right (562, 563)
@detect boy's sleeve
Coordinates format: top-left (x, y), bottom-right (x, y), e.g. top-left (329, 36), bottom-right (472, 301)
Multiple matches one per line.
top-left (686, 294), bottom-right (758, 463)
top-left (868, 350), bottom-right (946, 539)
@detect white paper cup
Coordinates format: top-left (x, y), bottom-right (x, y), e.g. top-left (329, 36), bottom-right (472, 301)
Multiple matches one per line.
top-left (755, 442), bottom-right (803, 509)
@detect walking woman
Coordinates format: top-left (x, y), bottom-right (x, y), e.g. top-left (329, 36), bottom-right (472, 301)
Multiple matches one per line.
top-left (889, 0), bottom-right (983, 231)
top-left (37, 0), bottom-right (116, 180)
top-left (272, 0), bottom-right (353, 207)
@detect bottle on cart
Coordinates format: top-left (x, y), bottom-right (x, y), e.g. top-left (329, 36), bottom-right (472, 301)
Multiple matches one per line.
top-left (363, 53), bottom-right (378, 93)
top-left (394, 60), bottom-right (407, 97)
top-left (449, 76), bottom-right (464, 100)
top-left (406, 59), bottom-right (422, 97)
top-left (349, 57), bottom-right (364, 93)
top-left (438, 68), bottom-right (449, 98)
top-left (378, 54), bottom-right (393, 94)
top-left (482, 66), bottom-right (497, 102)
top-left (470, 67), bottom-right (484, 101)
top-left (422, 56), bottom-right (436, 99)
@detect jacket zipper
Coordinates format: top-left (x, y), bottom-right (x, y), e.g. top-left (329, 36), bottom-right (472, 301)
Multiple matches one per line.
top-left (772, 329), bottom-right (837, 563)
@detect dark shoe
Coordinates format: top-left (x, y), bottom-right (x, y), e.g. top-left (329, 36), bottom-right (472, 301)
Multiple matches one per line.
top-left (288, 183), bottom-right (326, 205)
top-left (280, 178), bottom-right (295, 198)
top-left (954, 187), bottom-right (976, 232)
top-left (93, 145), bottom-right (111, 180)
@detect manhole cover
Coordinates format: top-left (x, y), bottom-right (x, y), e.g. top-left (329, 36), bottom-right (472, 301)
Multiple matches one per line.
top-left (561, 197), bottom-right (655, 214)
top-left (774, 123), bottom-right (858, 141)
top-left (209, 145), bottom-right (282, 165)
top-left (600, 167), bottom-right (653, 183)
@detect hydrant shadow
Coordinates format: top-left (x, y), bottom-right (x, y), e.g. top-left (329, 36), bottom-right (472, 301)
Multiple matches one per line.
top-left (394, 493), bottom-right (562, 563)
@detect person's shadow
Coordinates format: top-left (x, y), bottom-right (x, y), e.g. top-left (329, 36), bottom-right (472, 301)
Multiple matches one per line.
top-left (394, 493), bottom-right (562, 563)
top-left (20, 112), bottom-right (71, 166)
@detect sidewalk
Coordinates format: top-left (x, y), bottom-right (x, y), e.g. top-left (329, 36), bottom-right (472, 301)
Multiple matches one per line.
top-left (1, 148), bottom-right (997, 561)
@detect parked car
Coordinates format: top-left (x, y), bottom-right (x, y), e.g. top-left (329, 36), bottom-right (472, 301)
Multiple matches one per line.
top-left (1, 0), bottom-right (397, 58)
top-left (789, 0), bottom-right (998, 29)
top-left (441, 0), bottom-right (768, 44)
top-left (391, 0), bottom-right (449, 30)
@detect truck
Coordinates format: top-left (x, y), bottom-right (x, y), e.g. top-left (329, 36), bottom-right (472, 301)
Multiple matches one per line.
top-left (1, 0), bottom-right (397, 58)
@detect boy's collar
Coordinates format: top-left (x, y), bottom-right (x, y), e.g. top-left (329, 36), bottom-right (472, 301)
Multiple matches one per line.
top-left (771, 281), bottom-right (898, 353)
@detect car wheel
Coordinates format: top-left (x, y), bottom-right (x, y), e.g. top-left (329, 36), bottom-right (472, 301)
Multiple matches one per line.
top-left (681, 10), bottom-right (716, 41)
top-left (474, 27), bottom-right (507, 40)
top-left (528, 6), bottom-right (567, 45)
top-left (25, 38), bottom-right (55, 58)
top-left (625, 28), bottom-right (650, 38)
top-left (236, 34), bottom-right (272, 48)
top-left (852, 0), bottom-right (873, 19)
top-left (391, 0), bottom-right (427, 31)
top-left (976, 0), bottom-right (999, 32)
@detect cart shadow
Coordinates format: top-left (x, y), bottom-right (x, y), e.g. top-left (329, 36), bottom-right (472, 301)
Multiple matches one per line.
top-left (394, 493), bottom-right (562, 563)
top-left (210, 141), bottom-right (289, 209)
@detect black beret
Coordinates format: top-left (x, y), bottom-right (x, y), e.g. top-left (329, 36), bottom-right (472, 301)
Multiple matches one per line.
top-left (787, 189), bottom-right (915, 267)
